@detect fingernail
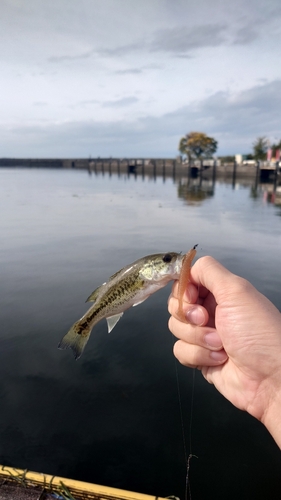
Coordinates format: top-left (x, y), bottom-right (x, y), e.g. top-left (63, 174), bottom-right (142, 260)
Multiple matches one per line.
top-left (186, 307), bottom-right (205, 325)
top-left (210, 349), bottom-right (227, 361)
top-left (204, 332), bottom-right (222, 348)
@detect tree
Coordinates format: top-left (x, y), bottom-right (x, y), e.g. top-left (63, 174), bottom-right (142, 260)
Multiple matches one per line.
top-left (218, 155), bottom-right (235, 163)
top-left (252, 137), bottom-right (268, 160)
top-left (179, 132), bottom-right (218, 160)
top-left (271, 139), bottom-right (281, 158)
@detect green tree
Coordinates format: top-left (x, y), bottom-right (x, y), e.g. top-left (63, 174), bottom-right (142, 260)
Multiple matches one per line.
top-left (271, 139), bottom-right (281, 158)
top-left (218, 155), bottom-right (235, 163)
top-left (252, 137), bottom-right (268, 160)
top-left (179, 132), bottom-right (218, 160)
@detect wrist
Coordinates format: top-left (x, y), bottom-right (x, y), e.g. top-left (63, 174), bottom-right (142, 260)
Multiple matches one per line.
top-left (261, 387), bottom-right (281, 449)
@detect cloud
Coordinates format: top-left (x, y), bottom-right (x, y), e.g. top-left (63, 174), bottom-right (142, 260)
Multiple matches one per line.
top-left (79, 100), bottom-right (99, 105)
top-left (94, 19), bottom-right (269, 60)
top-left (92, 7), bottom-right (281, 59)
top-left (97, 43), bottom-right (144, 57)
top-left (33, 101), bottom-right (48, 107)
top-left (150, 24), bottom-right (227, 54)
top-left (231, 4), bottom-right (281, 45)
top-left (163, 79), bottom-right (281, 152)
top-left (1, 80), bottom-right (280, 157)
top-left (114, 64), bottom-right (161, 75)
top-left (95, 24), bottom-right (227, 59)
top-left (115, 69), bottom-right (143, 75)
top-left (102, 97), bottom-right (139, 108)
top-left (232, 26), bottom-right (259, 45)
top-left (201, 80), bottom-right (281, 128)
top-left (48, 51), bottom-right (94, 63)
top-left (67, 100), bottom-right (99, 110)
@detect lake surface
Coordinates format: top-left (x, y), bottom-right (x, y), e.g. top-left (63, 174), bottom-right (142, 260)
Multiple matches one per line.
top-left (1, 167), bottom-right (281, 500)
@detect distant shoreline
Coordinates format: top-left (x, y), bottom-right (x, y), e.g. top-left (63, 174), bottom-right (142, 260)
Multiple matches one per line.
top-left (0, 157), bottom-right (279, 181)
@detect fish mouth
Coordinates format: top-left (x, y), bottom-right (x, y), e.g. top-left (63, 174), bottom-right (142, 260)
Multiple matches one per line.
top-left (175, 253), bottom-right (185, 276)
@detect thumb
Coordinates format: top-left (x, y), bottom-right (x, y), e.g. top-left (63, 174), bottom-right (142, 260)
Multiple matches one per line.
top-left (190, 256), bottom-right (239, 302)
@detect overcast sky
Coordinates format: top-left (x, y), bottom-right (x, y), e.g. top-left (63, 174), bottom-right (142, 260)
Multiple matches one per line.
top-left (1, 0), bottom-right (281, 158)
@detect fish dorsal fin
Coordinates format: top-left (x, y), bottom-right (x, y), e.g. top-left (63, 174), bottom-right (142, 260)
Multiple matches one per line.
top-left (109, 269), bottom-right (125, 280)
top-left (106, 313), bottom-right (124, 333)
top-left (86, 265), bottom-right (134, 303)
top-left (85, 283), bottom-right (106, 303)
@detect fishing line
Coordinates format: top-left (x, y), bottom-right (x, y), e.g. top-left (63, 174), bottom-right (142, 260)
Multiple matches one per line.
top-left (174, 359), bottom-right (197, 500)
top-left (172, 258), bottom-right (200, 499)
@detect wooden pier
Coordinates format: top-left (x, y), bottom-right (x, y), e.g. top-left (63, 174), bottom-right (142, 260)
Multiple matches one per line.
top-left (0, 157), bottom-right (280, 183)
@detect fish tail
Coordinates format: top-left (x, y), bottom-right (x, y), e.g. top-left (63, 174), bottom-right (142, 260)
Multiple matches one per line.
top-left (58, 320), bottom-right (92, 360)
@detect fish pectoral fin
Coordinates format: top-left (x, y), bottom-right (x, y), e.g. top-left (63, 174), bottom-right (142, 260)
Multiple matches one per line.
top-left (132, 297), bottom-right (148, 307)
top-left (106, 313), bottom-right (124, 333)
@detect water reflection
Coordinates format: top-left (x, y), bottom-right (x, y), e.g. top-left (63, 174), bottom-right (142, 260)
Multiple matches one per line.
top-left (260, 184), bottom-right (281, 206)
top-left (178, 178), bottom-right (215, 204)
top-left (89, 160), bottom-right (281, 208)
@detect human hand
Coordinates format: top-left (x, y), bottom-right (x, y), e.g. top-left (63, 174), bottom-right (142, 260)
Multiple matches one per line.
top-left (168, 256), bottom-right (281, 447)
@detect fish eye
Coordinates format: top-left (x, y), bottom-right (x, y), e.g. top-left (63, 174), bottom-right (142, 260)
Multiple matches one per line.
top-left (163, 253), bottom-right (172, 263)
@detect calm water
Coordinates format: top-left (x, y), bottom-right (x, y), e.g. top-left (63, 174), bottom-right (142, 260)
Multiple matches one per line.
top-left (1, 167), bottom-right (281, 500)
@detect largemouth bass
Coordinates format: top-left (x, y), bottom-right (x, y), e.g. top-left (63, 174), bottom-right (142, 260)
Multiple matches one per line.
top-left (58, 252), bottom-right (184, 360)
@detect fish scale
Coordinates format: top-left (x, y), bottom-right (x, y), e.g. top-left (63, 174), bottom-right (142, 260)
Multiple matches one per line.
top-left (86, 274), bottom-right (145, 323)
top-left (93, 284), bottom-right (136, 318)
top-left (58, 252), bottom-right (185, 360)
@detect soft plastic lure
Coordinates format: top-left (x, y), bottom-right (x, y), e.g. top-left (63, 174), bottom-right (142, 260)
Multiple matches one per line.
top-left (177, 244), bottom-right (198, 320)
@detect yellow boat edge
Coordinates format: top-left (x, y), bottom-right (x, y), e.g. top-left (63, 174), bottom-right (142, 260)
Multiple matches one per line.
top-left (0, 464), bottom-right (169, 500)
